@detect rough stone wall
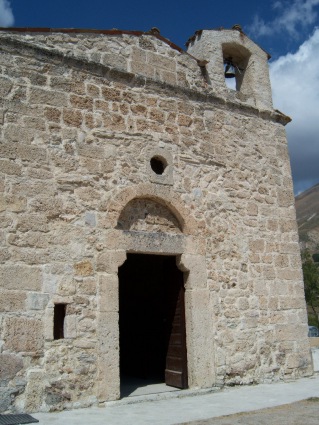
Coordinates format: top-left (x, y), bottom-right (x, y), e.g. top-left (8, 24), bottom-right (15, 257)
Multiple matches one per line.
top-left (0, 29), bottom-right (312, 413)
top-left (117, 199), bottom-right (182, 233)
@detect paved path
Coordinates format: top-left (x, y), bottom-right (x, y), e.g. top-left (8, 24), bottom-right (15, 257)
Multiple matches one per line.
top-left (179, 398), bottom-right (319, 425)
top-left (33, 375), bottom-right (319, 425)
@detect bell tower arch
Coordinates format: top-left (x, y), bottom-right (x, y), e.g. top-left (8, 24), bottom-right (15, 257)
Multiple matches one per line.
top-left (186, 25), bottom-right (273, 110)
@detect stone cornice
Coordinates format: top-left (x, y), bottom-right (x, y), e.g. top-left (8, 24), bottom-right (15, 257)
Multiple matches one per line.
top-left (0, 35), bottom-right (291, 126)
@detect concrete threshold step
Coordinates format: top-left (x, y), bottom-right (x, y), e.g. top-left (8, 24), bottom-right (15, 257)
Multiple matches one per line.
top-left (104, 386), bottom-right (223, 407)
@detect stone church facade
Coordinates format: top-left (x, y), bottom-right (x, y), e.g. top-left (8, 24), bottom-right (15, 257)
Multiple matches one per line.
top-left (0, 25), bottom-right (312, 412)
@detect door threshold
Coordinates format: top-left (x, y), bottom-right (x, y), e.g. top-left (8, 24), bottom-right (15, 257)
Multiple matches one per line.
top-left (104, 386), bottom-right (221, 407)
top-left (120, 376), bottom-right (181, 398)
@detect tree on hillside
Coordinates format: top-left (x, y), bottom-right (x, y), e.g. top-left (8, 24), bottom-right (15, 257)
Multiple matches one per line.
top-left (302, 249), bottom-right (319, 327)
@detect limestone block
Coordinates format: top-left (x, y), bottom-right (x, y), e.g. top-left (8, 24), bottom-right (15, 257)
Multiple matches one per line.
top-left (279, 243), bottom-right (300, 255)
top-left (279, 296), bottom-right (306, 310)
top-left (0, 387), bottom-right (15, 412)
top-left (29, 87), bottom-right (68, 107)
top-left (0, 76), bottom-right (13, 97)
top-left (98, 274), bottom-right (118, 313)
top-left (77, 317), bottom-right (95, 334)
top-left (275, 254), bottom-right (290, 268)
top-left (237, 297), bottom-right (249, 310)
top-left (0, 290), bottom-right (26, 312)
top-left (0, 159), bottom-right (22, 176)
top-left (158, 69), bottom-right (177, 85)
top-left (22, 116), bottom-right (46, 131)
top-left (24, 369), bottom-right (46, 413)
top-left (277, 268), bottom-right (303, 280)
top-left (0, 194), bottom-right (26, 213)
top-left (44, 106), bottom-right (61, 122)
top-left (3, 124), bottom-right (34, 144)
top-left (73, 339), bottom-right (96, 349)
top-left (102, 52), bottom-right (127, 69)
top-left (42, 270), bottom-right (58, 294)
top-left (80, 157), bottom-right (101, 174)
top-left (178, 254), bottom-right (207, 289)
top-left (185, 289), bottom-right (214, 387)
top-left (74, 260), bottom-right (94, 277)
top-left (16, 144), bottom-right (47, 164)
top-left (16, 213), bottom-right (49, 233)
top-left (0, 353), bottom-right (24, 383)
top-left (27, 293), bottom-right (50, 310)
top-left (101, 159), bottom-right (114, 174)
top-left (262, 265), bottom-right (276, 279)
top-left (78, 144), bottom-right (105, 159)
top-left (85, 83), bottom-right (100, 97)
top-left (277, 188), bottom-right (294, 207)
top-left (29, 196), bottom-right (63, 218)
top-left (275, 324), bottom-right (306, 342)
top-left (11, 180), bottom-right (55, 198)
top-left (85, 212), bottom-right (96, 227)
top-left (247, 202), bottom-right (258, 216)
top-left (96, 250), bottom-right (126, 273)
top-left (44, 306), bottom-right (54, 341)
top-left (8, 231), bottom-right (49, 249)
top-left (97, 312), bottom-right (120, 401)
top-left (123, 232), bottom-right (185, 255)
top-left (56, 278), bottom-right (76, 296)
top-left (70, 94), bottom-right (93, 110)
top-left (64, 315), bottom-right (77, 339)
top-left (249, 239), bottom-right (265, 253)
top-left (3, 317), bottom-right (44, 353)
top-left (184, 237), bottom-right (206, 256)
top-left (77, 278), bottom-right (97, 295)
top-left (0, 248), bottom-right (10, 263)
top-left (147, 52), bottom-right (176, 72)
top-left (63, 108), bottom-right (83, 127)
top-left (0, 265), bottom-right (42, 291)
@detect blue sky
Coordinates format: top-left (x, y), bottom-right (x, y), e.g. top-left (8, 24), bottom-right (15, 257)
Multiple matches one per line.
top-left (0, 0), bottom-right (318, 194)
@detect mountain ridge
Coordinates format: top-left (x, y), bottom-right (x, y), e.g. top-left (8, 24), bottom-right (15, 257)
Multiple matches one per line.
top-left (295, 183), bottom-right (319, 249)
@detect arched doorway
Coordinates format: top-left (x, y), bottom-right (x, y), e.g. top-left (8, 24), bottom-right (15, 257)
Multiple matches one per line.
top-left (96, 186), bottom-right (213, 403)
top-left (119, 253), bottom-right (188, 395)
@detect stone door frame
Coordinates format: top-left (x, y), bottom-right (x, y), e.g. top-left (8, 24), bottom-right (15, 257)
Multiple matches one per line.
top-left (96, 184), bottom-right (215, 401)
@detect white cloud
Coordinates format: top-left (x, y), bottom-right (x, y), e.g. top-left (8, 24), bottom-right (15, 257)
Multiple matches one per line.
top-left (0, 0), bottom-right (14, 27)
top-left (249, 0), bottom-right (319, 38)
top-left (270, 28), bottom-right (319, 194)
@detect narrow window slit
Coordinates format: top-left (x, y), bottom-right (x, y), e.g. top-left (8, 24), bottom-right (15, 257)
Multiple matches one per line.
top-left (54, 304), bottom-right (66, 340)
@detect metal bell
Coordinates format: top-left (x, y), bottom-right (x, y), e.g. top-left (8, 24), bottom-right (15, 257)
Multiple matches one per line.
top-left (224, 61), bottom-right (236, 78)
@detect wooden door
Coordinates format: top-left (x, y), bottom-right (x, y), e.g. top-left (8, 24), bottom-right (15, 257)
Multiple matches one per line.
top-left (165, 268), bottom-right (188, 389)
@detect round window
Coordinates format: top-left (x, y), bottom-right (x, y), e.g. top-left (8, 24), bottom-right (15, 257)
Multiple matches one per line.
top-left (150, 156), bottom-right (167, 175)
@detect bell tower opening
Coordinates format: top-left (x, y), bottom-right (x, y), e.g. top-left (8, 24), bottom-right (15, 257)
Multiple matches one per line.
top-left (223, 43), bottom-right (251, 92)
top-left (119, 253), bottom-right (188, 397)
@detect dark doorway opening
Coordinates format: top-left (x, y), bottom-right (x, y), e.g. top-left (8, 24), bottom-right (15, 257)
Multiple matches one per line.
top-left (119, 254), bottom-right (188, 396)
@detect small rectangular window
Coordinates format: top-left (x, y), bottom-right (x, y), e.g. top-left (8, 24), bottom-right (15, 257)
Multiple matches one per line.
top-left (54, 304), bottom-right (66, 340)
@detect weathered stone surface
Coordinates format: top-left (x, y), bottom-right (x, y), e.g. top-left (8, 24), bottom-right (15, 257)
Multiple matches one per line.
top-left (74, 260), bottom-right (94, 277)
top-left (0, 388), bottom-right (14, 412)
top-left (0, 353), bottom-right (24, 382)
top-left (3, 317), bottom-right (44, 352)
top-left (27, 293), bottom-right (50, 310)
top-left (0, 27), bottom-right (310, 412)
top-left (0, 265), bottom-right (42, 291)
top-left (0, 290), bottom-right (27, 312)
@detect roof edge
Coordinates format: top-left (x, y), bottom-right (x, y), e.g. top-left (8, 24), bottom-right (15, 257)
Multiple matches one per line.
top-left (0, 26), bottom-right (185, 54)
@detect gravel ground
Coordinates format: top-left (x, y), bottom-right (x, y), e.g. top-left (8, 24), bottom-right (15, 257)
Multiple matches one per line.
top-left (178, 398), bottom-right (319, 425)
